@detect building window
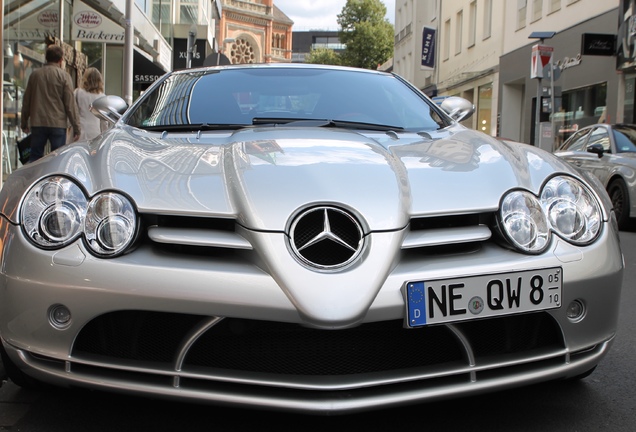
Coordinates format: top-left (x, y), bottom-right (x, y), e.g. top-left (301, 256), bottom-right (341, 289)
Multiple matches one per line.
top-left (230, 39), bottom-right (256, 64)
top-left (517, 0), bottom-right (527, 30)
top-left (549, 0), bottom-right (561, 13)
top-left (152, 0), bottom-right (172, 32)
top-left (483, 0), bottom-right (492, 39)
top-left (179, 0), bottom-right (198, 24)
top-left (443, 19), bottom-right (451, 60)
top-left (135, 0), bottom-right (149, 15)
top-left (313, 36), bottom-right (344, 50)
top-left (553, 82), bottom-right (607, 148)
top-left (532, 0), bottom-right (542, 22)
top-left (468, 1), bottom-right (477, 47)
top-left (455, 10), bottom-right (463, 55)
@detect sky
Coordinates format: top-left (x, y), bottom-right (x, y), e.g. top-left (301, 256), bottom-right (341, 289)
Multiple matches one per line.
top-left (275, 0), bottom-right (396, 31)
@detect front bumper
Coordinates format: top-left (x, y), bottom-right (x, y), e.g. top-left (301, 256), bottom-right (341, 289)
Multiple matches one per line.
top-left (0, 217), bottom-right (623, 414)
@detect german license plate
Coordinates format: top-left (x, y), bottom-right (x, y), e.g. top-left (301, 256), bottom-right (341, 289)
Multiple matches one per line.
top-left (403, 267), bottom-right (562, 327)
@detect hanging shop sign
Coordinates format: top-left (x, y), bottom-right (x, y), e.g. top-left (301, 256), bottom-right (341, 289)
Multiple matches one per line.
top-left (420, 26), bottom-right (436, 70)
top-left (581, 33), bottom-right (616, 56)
top-left (133, 50), bottom-right (166, 84)
top-left (71, 1), bottom-right (124, 44)
top-left (173, 39), bottom-right (207, 70)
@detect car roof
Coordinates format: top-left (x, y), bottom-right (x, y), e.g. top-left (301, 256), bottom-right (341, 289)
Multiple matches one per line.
top-left (169, 62), bottom-right (392, 77)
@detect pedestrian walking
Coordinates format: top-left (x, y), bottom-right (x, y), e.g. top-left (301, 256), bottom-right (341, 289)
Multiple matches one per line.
top-left (20, 44), bottom-right (81, 163)
top-left (75, 67), bottom-right (106, 141)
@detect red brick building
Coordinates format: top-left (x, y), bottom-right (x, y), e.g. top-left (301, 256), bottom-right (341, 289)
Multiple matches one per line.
top-left (219, 0), bottom-right (293, 64)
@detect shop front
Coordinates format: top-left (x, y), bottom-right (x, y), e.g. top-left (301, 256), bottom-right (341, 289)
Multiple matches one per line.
top-left (2, 0), bottom-right (171, 175)
top-left (499, 8), bottom-right (619, 149)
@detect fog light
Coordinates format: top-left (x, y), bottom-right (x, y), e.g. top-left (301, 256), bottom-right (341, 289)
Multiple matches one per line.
top-left (566, 300), bottom-right (585, 321)
top-left (49, 304), bottom-right (72, 329)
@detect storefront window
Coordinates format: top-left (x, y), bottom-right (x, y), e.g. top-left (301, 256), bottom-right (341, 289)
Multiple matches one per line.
top-left (80, 42), bottom-right (103, 71)
top-left (3, 0), bottom-right (58, 172)
top-left (624, 74), bottom-right (635, 124)
top-left (552, 82), bottom-right (607, 149)
top-left (63, 0), bottom-right (73, 45)
top-left (478, 83), bottom-right (493, 135)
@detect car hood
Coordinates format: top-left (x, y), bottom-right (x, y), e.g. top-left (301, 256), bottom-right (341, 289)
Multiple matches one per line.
top-left (2, 125), bottom-right (576, 231)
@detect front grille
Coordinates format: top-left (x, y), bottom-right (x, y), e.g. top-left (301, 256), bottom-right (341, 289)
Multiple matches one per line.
top-left (186, 319), bottom-right (463, 375)
top-left (72, 311), bottom-right (564, 376)
top-left (74, 311), bottom-right (206, 364)
top-left (455, 313), bottom-right (563, 358)
top-left (409, 213), bottom-right (494, 231)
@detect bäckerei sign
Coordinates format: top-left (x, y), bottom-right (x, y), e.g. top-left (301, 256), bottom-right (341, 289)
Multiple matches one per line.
top-left (72, 1), bottom-right (124, 44)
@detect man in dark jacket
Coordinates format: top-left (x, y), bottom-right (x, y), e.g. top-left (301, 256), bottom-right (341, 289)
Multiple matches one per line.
top-left (20, 44), bottom-right (81, 163)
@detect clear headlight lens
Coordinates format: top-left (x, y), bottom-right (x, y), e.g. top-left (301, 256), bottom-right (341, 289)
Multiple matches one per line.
top-left (21, 176), bottom-right (137, 256)
top-left (22, 177), bottom-right (87, 248)
top-left (541, 176), bottom-right (601, 244)
top-left (85, 193), bottom-right (137, 255)
top-left (499, 175), bottom-right (602, 253)
top-left (500, 191), bottom-right (550, 253)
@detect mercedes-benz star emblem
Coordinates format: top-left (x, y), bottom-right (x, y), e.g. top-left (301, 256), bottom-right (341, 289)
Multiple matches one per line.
top-left (289, 206), bottom-right (364, 270)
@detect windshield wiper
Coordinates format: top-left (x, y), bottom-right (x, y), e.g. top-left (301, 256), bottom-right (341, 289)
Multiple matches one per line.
top-left (251, 117), bottom-right (318, 126)
top-left (252, 117), bottom-right (404, 132)
top-left (139, 123), bottom-right (249, 132)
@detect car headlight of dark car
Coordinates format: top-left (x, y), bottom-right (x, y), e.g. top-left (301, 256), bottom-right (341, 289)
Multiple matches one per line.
top-left (498, 175), bottom-right (602, 254)
top-left (21, 176), bottom-right (138, 257)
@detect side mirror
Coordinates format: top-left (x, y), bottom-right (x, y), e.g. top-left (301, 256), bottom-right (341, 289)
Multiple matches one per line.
top-left (440, 96), bottom-right (475, 122)
top-left (90, 95), bottom-right (129, 125)
top-left (587, 143), bottom-right (604, 158)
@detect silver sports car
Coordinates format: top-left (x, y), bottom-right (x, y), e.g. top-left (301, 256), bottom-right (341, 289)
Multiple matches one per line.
top-left (0, 64), bottom-right (623, 414)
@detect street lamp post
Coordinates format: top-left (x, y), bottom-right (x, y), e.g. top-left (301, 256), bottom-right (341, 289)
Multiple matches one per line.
top-left (123, 0), bottom-right (134, 106)
top-left (186, 25), bottom-right (197, 69)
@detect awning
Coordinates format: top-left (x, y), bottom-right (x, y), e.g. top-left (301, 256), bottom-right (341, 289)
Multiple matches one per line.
top-left (133, 49), bottom-right (167, 85)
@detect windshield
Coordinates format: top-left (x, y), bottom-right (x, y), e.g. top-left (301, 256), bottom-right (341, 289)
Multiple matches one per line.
top-left (125, 67), bottom-right (448, 132)
top-left (613, 125), bottom-right (636, 152)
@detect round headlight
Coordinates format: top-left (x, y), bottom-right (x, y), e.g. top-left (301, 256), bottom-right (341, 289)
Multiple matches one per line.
top-left (541, 176), bottom-right (601, 244)
top-left (40, 203), bottom-right (82, 242)
top-left (21, 177), bottom-right (88, 248)
top-left (96, 216), bottom-right (133, 251)
top-left (85, 192), bottom-right (137, 256)
top-left (499, 190), bottom-right (550, 253)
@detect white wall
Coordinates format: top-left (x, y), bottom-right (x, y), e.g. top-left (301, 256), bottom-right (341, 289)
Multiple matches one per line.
top-left (502, 0), bottom-right (617, 55)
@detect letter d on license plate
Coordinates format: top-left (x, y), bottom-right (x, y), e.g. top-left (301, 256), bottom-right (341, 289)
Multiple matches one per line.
top-left (403, 267), bottom-right (562, 327)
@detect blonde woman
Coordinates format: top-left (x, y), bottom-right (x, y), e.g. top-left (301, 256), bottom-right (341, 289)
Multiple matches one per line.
top-left (74, 67), bottom-right (106, 140)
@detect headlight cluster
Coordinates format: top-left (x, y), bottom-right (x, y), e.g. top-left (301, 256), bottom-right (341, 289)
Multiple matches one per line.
top-left (498, 176), bottom-right (602, 254)
top-left (21, 176), bottom-right (137, 257)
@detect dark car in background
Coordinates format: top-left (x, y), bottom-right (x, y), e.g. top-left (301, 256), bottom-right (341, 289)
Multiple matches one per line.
top-left (554, 123), bottom-right (636, 229)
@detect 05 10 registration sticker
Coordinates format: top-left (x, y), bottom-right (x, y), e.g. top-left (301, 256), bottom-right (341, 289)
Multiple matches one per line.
top-left (403, 267), bottom-right (562, 327)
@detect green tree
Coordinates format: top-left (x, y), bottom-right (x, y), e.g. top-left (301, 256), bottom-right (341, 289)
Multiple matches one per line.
top-left (337, 0), bottom-right (394, 70)
top-left (305, 47), bottom-right (342, 66)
